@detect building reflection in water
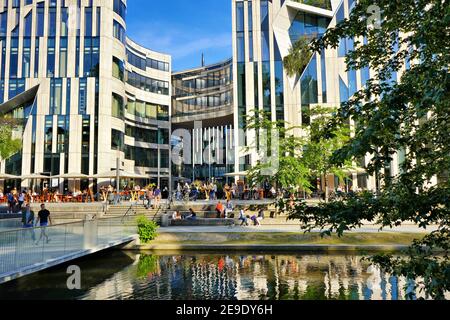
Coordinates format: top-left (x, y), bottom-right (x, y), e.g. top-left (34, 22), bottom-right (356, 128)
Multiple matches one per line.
top-left (79, 253), bottom-right (435, 300)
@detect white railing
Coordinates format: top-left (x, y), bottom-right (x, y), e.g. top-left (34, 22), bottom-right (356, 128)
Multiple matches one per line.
top-left (0, 216), bottom-right (137, 279)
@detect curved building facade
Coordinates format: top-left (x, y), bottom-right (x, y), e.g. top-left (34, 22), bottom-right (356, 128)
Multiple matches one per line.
top-left (0, 0), bottom-right (171, 192)
top-left (172, 59), bottom-right (235, 183)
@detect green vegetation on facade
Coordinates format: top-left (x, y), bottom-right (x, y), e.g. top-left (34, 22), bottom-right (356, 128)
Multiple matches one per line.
top-left (0, 118), bottom-right (22, 161)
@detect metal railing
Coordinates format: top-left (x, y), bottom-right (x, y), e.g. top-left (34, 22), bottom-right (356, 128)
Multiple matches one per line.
top-left (0, 216), bottom-right (137, 279)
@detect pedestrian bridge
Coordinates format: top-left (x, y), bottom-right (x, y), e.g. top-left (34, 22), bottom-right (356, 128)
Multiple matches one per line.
top-left (0, 217), bottom-right (138, 284)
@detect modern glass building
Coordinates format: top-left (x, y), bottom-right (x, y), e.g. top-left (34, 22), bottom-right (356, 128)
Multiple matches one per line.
top-left (231, 0), bottom-right (414, 191)
top-left (0, 0), bottom-right (423, 193)
top-left (0, 0), bottom-right (171, 193)
top-left (171, 59), bottom-right (234, 183)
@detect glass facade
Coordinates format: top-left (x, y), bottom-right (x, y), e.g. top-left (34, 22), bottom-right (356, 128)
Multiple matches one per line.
top-left (0, 1), bottom-right (171, 192)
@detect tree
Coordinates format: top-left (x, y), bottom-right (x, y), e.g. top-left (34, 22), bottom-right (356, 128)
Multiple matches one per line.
top-left (0, 118), bottom-right (22, 161)
top-left (302, 106), bottom-right (352, 202)
top-left (244, 108), bottom-right (351, 200)
top-left (244, 109), bottom-right (311, 193)
top-left (282, 0), bottom-right (449, 299)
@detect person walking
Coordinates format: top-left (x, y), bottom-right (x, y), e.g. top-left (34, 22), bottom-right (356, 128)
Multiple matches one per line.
top-left (21, 203), bottom-right (36, 242)
top-left (18, 191), bottom-right (25, 209)
top-left (7, 192), bottom-right (15, 214)
top-left (154, 186), bottom-right (161, 208)
top-left (35, 204), bottom-right (52, 245)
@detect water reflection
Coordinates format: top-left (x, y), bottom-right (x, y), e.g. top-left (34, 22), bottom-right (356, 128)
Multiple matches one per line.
top-left (0, 252), bottom-right (433, 300)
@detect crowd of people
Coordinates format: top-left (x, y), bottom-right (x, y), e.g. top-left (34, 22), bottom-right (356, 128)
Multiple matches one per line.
top-left (169, 199), bottom-right (266, 227)
top-left (175, 180), bottom-right (279, 202)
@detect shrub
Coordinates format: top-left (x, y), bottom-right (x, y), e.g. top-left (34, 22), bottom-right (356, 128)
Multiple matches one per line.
top-left (136, 215), bottom-right (159, 243)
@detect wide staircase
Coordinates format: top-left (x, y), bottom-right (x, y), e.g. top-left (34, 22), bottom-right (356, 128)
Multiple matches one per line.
top-left (104, 202), bottom-right (299, 227)
top-left (104, 203), bottom-right (167, 224)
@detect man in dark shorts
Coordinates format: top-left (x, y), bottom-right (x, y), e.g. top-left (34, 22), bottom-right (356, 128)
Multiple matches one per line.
top-left (35, 204), bottom-right (52, 245)
top-left (7, 192), bottom-right (15, 214)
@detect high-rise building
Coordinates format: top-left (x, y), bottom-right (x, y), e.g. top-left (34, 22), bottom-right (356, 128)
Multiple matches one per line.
top-left (231, 0), bottom-right (412, 191)
top-left (0, 0), bottom-right (421, 194)
top-left (0, 0), bottom-right (171, 193)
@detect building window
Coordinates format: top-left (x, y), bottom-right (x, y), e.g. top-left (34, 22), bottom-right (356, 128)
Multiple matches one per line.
top-left (59, 37), bottom-right (68, 77)
top-left (111, 129), bottom-right (124, 151)
top-left (50, 78), bottom-right (63, 115)
top-left (79, 78), bottom-right (87, 114)
top-left (61, 7), bottom-right (69, 37)
top-left (113, 20), bottom-right (126, 44)
top-left (113, 0), bottom-right (127, 20)
top-left (85, 7), bottom-right (93, 37)
top-left (44, 116), bottom-right (53, 154)
top-left (57, 116), bottom-right (69, 153)
top-left (36, 3), bottom-right (44, 37)
top-left (112, 56), bottom-right (124, 81)
top-left (48, 7), bottom-right (57, 36)
top-left (9, 37), bottom-right (19, 78)
top-left (84, 37), bottom-right (100, 77)
top-left (112, 92), bottom-right (124, 119)
top-left (160, 149), bottom-right (169, 168)
top-left (47, 37), bottom-right (56, 77)
top-left (22, 37), bottom-right (31, 78)
top-left (262, 61), bottom-right (271, 111)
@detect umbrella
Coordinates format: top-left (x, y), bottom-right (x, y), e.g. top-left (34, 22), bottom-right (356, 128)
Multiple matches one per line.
top-left (94, 170), bottom-right (149, 179)
top-left (0, 173), bottom-right (19, 179)
top-left (52, 173), bottom-right (90, 179)
top-left (224, 171), bottom-right (249, 177)
top-left (340, 167), bottom-right (367, 175)
top-left (20, 173), bottom-right (51, 180)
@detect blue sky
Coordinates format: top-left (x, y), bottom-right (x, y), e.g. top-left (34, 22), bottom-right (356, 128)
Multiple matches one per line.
top-left (126, 0), bottom-right (232, 72)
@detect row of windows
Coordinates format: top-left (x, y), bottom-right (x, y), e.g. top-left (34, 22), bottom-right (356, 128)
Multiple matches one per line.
top-left (125, 145), bottom-right (170, 169)
top-left (126, 99), bottom-right (169, 121)
top-left (126, 71), bottom-right (169, 95)
top-left (125, 125), bottom-right (169, 145)
top-left (3, 35), bottom-right (99, 80)
top-left (3, 3), bottom-right (100, 39)
top-left (173, 92), bottom-right (233, 114)
top-left (126, 49), bottom-right (169, 72)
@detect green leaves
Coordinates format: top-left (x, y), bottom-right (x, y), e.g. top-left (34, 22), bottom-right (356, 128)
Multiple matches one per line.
top-left (0, 118), bottom-right (22, 160)
top-left (281, 0), bottom-right (450, 298)
top-left (136, 216), bottom-right (159, 243)
top-left (284, 37), bottom-right (313, 78)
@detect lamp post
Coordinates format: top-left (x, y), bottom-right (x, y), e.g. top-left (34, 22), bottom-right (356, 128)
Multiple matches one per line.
top-left (116, 156), bottom-right (120, 192)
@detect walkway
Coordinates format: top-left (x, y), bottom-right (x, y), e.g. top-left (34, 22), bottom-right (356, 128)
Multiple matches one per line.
top-left (159, 223), bottom-right (438, 234)
top-left (0, 217), bottom-right (137, 284)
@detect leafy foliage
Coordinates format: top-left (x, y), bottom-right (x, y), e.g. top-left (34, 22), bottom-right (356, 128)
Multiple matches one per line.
top-left (136, 216), bottom-right (159, 243)
top-left (244, 109), bottom-right (311, 193)
top-left (245, 108), bottom-right (351, 198)
top-left (302, 107), bottom-right (352, 201)
top-left (282, 0), bottom-right (450, 298)
top-left (283, 37), bottom-right (313, 78)
top-left (0, 118), bottom-right (22, 160)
